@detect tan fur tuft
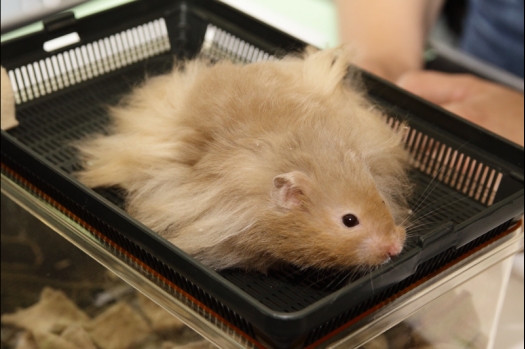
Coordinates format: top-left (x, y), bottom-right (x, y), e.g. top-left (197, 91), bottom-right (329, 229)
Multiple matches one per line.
top-left (300, 46), bottom-right (356, 96)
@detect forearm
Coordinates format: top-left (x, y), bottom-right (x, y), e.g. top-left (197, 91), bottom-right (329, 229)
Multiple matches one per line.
top-left (336, 0), bottom-right (444, 81)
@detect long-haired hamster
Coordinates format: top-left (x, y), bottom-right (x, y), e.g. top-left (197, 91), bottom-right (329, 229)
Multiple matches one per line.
top-left (76, 47), bottom-right (412, 272)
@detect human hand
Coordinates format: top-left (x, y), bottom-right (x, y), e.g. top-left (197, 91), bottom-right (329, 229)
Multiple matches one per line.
top-left (397, 71), bottom-right (524, 146)
top-left (355, 58), bottom-right (411, 82)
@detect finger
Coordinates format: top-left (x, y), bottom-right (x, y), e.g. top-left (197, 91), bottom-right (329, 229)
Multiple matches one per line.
top-left (396, 71), bottom-right (474, 105)
top-left (440, 102), bottom-right (475, 121)
top-left (443, 102), bottom-right (525, 146)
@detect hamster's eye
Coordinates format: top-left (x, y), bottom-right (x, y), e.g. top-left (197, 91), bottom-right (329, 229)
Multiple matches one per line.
top-left (342, 214), bottom-right (359, 228)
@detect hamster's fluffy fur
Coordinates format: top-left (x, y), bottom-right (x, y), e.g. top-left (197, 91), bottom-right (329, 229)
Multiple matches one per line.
top-left (76, 47), bottom-right (411, 271)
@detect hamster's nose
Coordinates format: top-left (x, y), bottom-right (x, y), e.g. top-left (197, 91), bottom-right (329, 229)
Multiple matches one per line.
top-left (386, 243), bottom-right (403, 258)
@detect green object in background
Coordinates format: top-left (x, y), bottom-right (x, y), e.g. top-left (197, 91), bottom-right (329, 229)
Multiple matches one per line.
top-left (2, 0), bottom-right (339, 47)
top-left (1, 0), bottom-right (135, 42)
top-left (220, 0), bottom-right (339, 47)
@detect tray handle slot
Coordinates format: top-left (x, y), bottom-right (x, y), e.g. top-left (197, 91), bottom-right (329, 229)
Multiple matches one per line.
top-left (7, 18), bottom-right (171, 105)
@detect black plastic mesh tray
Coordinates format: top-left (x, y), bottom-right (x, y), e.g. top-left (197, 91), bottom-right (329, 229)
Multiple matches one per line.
top-left (1, 0), bottom-right (524, 348)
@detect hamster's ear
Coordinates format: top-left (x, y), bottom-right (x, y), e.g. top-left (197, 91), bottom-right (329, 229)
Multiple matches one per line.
top-left (272, 171), bottom-right (311, 209)
top-left (303, 45), bottom-right (355, 95)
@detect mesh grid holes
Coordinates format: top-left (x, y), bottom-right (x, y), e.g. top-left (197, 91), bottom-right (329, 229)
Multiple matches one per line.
top-left (7, 18), bottom-right (171, 105)
top-left (8, 54), bottom-right (175, 175)
top-left (401, 119), bottom-right (503, 206)
top-left (201, 24), bottom-right (275, 63)
top-left (406, 173), bottom-right (484, 233)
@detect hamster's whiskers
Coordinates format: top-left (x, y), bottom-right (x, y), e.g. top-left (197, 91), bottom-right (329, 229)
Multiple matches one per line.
top-left (402, 141), bottom-right (471, 228)
top-left (405, 195), bottom-right (472, 230)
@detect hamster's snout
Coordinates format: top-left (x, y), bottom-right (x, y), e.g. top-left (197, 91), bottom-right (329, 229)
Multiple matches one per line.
top-left (376, 240), bottom-right (404, 265)
top-left (386, 242), bottom-right (403, 258)
top-left (388, 226), bottom-right (406, 257)
top-left (365, 225), bottom-right (406, 265)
